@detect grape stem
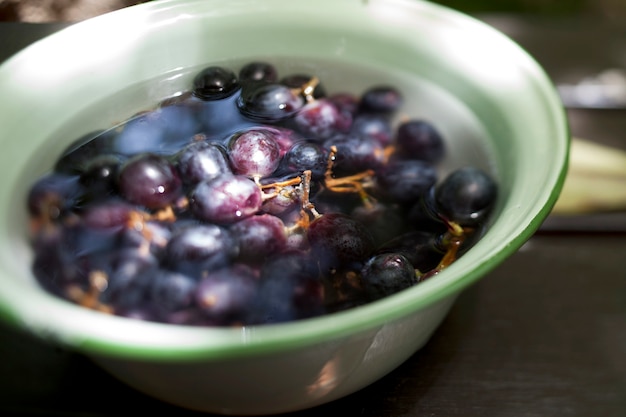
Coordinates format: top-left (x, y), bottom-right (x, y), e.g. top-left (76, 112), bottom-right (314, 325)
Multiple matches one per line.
top-left (323, 145), bottom-right (376, 209)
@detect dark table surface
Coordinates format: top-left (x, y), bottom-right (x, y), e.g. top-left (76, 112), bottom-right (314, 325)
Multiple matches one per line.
top-left (1, 15), bottom-right (625, 417)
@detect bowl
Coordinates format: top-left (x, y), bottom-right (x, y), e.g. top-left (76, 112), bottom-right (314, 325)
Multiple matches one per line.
top-left (0, 0), bottom-right (568, 414)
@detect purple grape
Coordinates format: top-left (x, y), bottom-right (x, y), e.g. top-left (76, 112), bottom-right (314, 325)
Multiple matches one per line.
top-left (54, 130), bottom-right (115, 174)
top-left (192, 66), bottom-right (240, 100)
top-left (359, 85), bottom-right (402, 113)
top-left (361, 253), bottom-right (416, 301)
top-left (280, 74), bottom-right (327, 99)
top-left (149, 269), bottom-right (198, 317)
top-left (396, 119), bottom-right (446, 163)
top-left (323, 133), bottom-right (386, 176)
top-left (435, 167), bottom-right (497, 226)
top-left (195, 264), bottom-right (259, 323)
top-left (375, 159), bottom-right (438, 203)
top-left (253, 252), bottom-right (325, 323)
top-left (328, 92), bottom-right (360, 119)
top-left (78, 154), bottom-right (125, 202)
top-left (189, 174), bottom-right (262, 224)
top-left (307, 213), bottom-right (375, 270)
top-left (175, 141), bottom-right (231, 185)
top-left (237, 82), bottom-right (304, 121)
top-left (118, 153), bottom-right (183, 209)
top-left (278, 141), bottom-right (327, 180)
top-left (350, 114), bottom-right (393, 146)
top-left (164, 223), bottom-right (239, 277)
top-left (227, 128), bottom-right (281, 179)
top-left (293, 98), bottom-right (351, 140)
top-left (230, 214), bottom-right (287, 264)
top-left (238, 61), bottom-right (278, 83)
top-left (376, 231), bottom-right (443, 274)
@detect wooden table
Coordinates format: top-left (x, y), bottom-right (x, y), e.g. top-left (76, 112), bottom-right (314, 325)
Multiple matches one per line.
top-left (1, 15), bottom-right (624, 417)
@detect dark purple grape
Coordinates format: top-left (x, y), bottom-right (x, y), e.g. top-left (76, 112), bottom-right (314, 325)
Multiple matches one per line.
top-left (350, 202), bottom-right (406, 246)
top-left (323, 133), bottom-right (386, 176)
top-left (293, 98), bottom-right (351, 140)
top-left (328, 92), bottom-right (360, 119)
top-left (307, 213), bottom-right (375, 270)
top-left (376, 231), bottom-right (444, 274)
top-left (435, 167), bottom-right (497, 226)
top-left (92, 248), bottom-right (159, 310)
top-left (195, 264), bottom-right (259, 323)
top-left (361, 253), bottom-right (416, 301)
top-left (189, 174), bottom-right (262, 224)
top-left (175, 141), bottom-right (231, 185)
top-left (278, 141), bottom-right (327, 179)
top-left (238, 62), bottom-right (278, 83)
top-left (192, 66), bottom-right (240, 100)
top-left (112, 106), bottom-right (202, 155)
top-left (253, 252), bottom-right (325, 323)
top-left (80, 199), bottom-right (137, 230)
top-left (78, 154), bottom-right (125, 202)
top-left (350, 114), bottom-right (393, 146)
top-left (118, 219), bottom-right (172, 258)
top-left (118, 153), bottom-right (183, 209)
top-left (359, 85), bottom-right (402, 114)
top-left (280, 74), bottom-right (327, 99)
top-left (375, 159), bottom-right (438, 203)
top-left (230, 214), bottom-right (287, 264)
top-left (227, 128), bottom-right (281, 179)
top-left (54, 130), bottom-right (115, 174)
top-left (164, 223), bottom-right (239, 277)
top-left (237, 82), bottom-right (304, 121)
top-left (149, 269), bottom-right (198, 317)
top-left (396, 119), bottom-right (446, 163)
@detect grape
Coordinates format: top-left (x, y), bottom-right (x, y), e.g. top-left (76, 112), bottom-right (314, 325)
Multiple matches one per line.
top-left (227, 128), bottom-right (281, 179)
top-left (278, 141), bottom-right (327, 180)
top-left (323, 132), bottom-right (385, 175)
top-left (359, 85), bottom-right (402, 113)
top-left (189, 174), bottom-right (262, 224)
top-left (192, 66), bottom-right (240, 100)
top-left (307, 213), bottom-right (375, 271)
top-left (361, 253), bottom-right (416, 301)
top-left (237, 82), bottom-right (304, 121)
top-left (395, 119), bottom-right (446, 163)
top-left (350, 114), bottom-right (393, 146)
top-left (195, 264), bottom-right (259, 323)
top-left (293, 98), bottom-right (351, 140)
top-left (80, 199), bottom-right (137, 230)
top-left (435, 167), bottom-right (497, 226)
top-left (78, 154), bottom-right (125, 202)
top-left (118, 153), bottom-right (183, 209)
top-left (376, 231), bottom-right (443, 274)
top-left (149, 269), bottom-right (198, 317)
top-left (238, 61), bottom-right (278, 84)
top-left (175, 141), bottom-right (231, 185)
top-left (230, 214), bottom-right (287, 264)
top-left (375, 159), bottom-right (438, 203)
top-left (280, 74), bottom-right (327, 99)
top-left (253, 252), bottom-right (325, 323)
top-left (328, 92), bottom-right (360, 119)
top-left (54, 130), bottom-right (115, 174)
top-left (164, 223), bottom-right (239, 277)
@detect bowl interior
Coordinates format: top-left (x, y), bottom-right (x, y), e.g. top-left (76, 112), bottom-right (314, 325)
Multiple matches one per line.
top-left (0, 0), bottom-right (568, 359)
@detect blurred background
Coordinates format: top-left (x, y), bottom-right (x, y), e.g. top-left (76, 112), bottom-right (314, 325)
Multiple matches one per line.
top-left (0, 0), bottom-right (625, 22)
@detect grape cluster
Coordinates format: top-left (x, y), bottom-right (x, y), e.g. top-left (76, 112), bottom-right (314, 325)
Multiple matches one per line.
top-left (27, 62), bottom-right (497, 326)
